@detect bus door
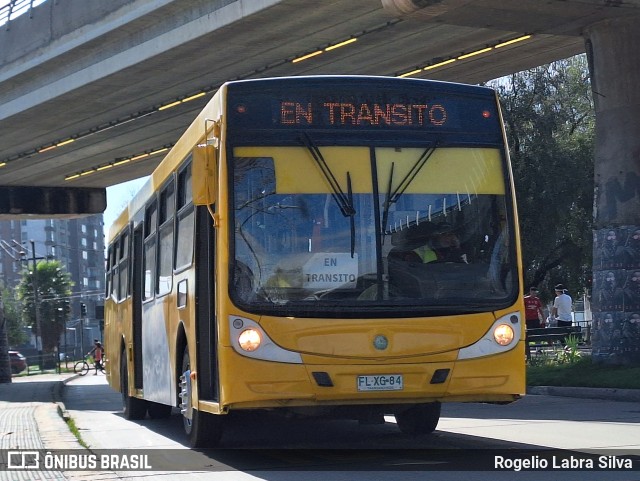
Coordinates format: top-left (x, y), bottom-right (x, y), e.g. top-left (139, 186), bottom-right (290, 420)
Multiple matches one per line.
top-left (132, 225), bottom-right (144, 389)
top-left (195, 205), bottom-right (219, 401)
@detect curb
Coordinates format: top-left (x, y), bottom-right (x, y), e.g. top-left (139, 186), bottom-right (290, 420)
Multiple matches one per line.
top-left (527, 385), bottom-right (640, 402)
top-left (54, 373), bottom-right (82, 418)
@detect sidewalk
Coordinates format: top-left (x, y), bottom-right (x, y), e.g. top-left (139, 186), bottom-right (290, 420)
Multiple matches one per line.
top-left (0, 373), bottom-right (82, 481)
top-left (527, 385), bottom-right (640, 401)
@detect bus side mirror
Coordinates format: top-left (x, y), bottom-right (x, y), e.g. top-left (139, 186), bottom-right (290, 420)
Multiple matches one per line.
top-left (192, 144), bottom-right (217, 206)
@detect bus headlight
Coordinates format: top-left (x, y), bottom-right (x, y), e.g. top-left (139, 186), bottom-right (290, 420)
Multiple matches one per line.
top-left (238, 328), bottom-right (261, 352)
top-left (493, 324), bottom-right (514, 346)
top-left (229, 316), bottom-right (303, 363)
top-left (457, 312), bottom-right (522, 360)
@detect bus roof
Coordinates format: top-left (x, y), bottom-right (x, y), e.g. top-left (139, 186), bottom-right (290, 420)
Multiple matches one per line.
top-left (223, 75), bottom-right (495, 96)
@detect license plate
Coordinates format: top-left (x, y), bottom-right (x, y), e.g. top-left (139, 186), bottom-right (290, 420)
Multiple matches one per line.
top-left (357, 374), bottom-right (403, 392)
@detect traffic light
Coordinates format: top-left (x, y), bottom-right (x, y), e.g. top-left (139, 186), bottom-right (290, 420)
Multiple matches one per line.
top-left (80, 303), bottom-right (87, 317)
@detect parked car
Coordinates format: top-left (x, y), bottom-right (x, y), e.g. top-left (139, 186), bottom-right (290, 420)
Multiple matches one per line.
top-left (9, 351), bottom-right (27, 374)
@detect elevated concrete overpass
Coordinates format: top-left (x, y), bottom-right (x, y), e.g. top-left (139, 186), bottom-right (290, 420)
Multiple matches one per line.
top-left (0, 0), bottom-right (639, 216)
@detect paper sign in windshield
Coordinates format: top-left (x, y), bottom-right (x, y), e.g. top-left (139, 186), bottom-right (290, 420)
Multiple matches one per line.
top-left (303, 253), bottom-right (358, 289)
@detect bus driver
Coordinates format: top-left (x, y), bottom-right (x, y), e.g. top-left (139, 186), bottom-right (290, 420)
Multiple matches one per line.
top-left (392, 222), bottom-right (468, 264)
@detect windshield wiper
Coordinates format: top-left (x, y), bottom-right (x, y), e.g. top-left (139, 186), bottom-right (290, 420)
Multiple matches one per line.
top-left (301, 133), bottom-right (357, 257)
top-left (381, 145), bottom-right (437, 233)
top-left (300, 133), bottom-right (356, 218)
top-left (346, 172), bottom-right (355, 258)
top-left (381, 162), bottom-right (395, 237)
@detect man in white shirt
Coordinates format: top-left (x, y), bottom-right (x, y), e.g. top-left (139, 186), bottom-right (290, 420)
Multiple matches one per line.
top-left (551, 283), bottom-right (573, 327)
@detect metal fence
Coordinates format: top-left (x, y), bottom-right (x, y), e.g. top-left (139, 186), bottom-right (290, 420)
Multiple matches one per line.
top-left (1, 0), bottom-right (48, 28)
top-left (23, 352), bottom-right (60, 374)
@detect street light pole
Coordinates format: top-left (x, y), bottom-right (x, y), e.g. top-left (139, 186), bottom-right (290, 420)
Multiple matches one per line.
top-left (30, 240), bottom-right (44, 370)
top-left (79, 303), bottom-right (87, 356)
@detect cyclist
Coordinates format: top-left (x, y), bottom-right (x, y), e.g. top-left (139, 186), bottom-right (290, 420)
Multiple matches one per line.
top-left (87, 339), bottom-right (104, 375)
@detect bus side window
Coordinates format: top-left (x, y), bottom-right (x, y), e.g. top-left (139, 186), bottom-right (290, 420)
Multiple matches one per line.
top-left (118, 230), bottom-right (129, 300)
top-left (106, 245), bottom-right (113, 299)
top-left (158, 179), bottom-right (175, 296)
top-left (144, 201), bottom-right (158, 300)
top-left (112, 240), bottom-right (120, 300)
top-left (175, 162), bottom-right (195, 270)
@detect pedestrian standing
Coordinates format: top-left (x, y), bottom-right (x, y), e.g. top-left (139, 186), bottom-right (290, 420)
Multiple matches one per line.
top-left (524, 287), bottom-right (545, 329)
top-left (551, 284), bottom-right (573, 327)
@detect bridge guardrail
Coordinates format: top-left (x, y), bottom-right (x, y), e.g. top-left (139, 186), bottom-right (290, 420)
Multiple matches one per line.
top-left (1, 0), bottom-right (48, 28)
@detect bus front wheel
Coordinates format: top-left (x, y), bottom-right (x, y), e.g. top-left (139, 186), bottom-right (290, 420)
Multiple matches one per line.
top-left (395, 402), bottom-right (441, 435)
top-left (180, 346), bottom-right (224, 447)
top-left (120, 351), bottom-right (147, 420)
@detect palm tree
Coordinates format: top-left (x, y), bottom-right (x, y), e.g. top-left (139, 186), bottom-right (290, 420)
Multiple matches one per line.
top-left (17, 261), bottom-right (73, 355)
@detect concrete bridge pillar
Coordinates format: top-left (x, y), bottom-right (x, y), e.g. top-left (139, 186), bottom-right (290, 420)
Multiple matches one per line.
top-left (585, 16), bottom-right (640, 364)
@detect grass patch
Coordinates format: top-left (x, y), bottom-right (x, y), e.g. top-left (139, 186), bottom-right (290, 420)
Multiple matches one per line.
top-left (527, 356), bottom-right (640, 389)
top-left (64, 416), bottom-right (90, 449)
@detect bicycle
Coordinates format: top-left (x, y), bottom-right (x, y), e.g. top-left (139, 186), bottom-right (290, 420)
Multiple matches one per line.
top-left (73, 356), bottom-right (105, 376)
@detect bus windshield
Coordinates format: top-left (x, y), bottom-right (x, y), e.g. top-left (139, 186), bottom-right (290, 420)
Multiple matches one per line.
top-left (231, 144), bottom-right (516, 316)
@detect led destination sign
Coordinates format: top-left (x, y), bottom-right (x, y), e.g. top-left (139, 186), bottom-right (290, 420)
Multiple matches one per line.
top-left (279, 101), bottom-right (448, 128)
top-left (226, 80), bottom-right (499, 134)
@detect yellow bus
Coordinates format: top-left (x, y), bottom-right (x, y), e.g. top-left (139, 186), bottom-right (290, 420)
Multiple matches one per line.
top-left (105, 76), bottom-right (525, 447)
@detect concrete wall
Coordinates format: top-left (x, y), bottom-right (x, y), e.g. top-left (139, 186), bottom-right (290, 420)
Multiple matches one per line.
top-left (585, 15), bottom-right (640, 365)
top-left (0, 0), bottom-right (243, 114)
top-left (0, 0), bottom-right (135, 65)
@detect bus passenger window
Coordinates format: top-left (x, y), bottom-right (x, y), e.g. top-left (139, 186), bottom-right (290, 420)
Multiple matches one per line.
top-left (158, 181), bottom-right (175, 296)
top-left (118, 232), bottom-right (129, 300)
top-left (175, 163), bottom-right (195, 269)
top-left (112, 241), bottom-right (120, 299)
top-left (143, 202), bottom-right (157, 300)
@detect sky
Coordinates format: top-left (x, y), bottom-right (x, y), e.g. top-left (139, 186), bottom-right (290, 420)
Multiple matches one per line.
top-left (103, 177), bottom-right (148, 239)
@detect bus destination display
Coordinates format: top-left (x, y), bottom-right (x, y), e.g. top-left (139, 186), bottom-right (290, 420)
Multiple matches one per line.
top-left (279, 100), bottom-right (448, 128)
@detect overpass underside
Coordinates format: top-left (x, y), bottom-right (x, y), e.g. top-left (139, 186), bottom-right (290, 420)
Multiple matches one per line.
top-left (0, 0), bottom-right (638, 221)
top-left (0, 0), bottom-right (639, 362)
top-left (0, 185), bottom-right (105, 219)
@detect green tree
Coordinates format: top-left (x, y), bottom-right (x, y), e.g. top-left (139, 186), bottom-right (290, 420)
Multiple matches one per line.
top-left (1, 287), bottom-right (26, 346)
top-left (488, 55), bottom-right (595, 302)
top-left (0, 296), bottom-right (10, 383)
top-left (17, 261), bottom-right (73, 353)
top-left (1, 286), bottom-right (24, 383)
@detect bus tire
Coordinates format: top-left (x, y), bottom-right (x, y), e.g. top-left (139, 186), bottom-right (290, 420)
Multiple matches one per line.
top-left (395, 402), bottom-right (441, 435)
top-left (147, 401), bottom-right (172, 419)
top-left (181, 345), bottom-right (224, 447)
top-left (120, 351), bottom-right (147, 420)
top-left (189, 409), bottom-right (223, 448)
